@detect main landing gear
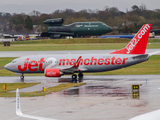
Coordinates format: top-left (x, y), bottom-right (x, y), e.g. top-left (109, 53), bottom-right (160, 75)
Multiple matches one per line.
top-left (71, 73), bottom-right (83, 83)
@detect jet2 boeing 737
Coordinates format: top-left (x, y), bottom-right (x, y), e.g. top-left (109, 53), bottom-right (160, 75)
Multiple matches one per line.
top-left (4, 24), bottom-right (159, 82)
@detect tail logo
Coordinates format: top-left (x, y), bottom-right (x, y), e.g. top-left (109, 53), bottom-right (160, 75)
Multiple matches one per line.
top-left (126, 24), bottom-right (150, 54)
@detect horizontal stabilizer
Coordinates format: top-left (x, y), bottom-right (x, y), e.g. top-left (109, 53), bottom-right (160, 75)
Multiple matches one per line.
top-left (148, 51), bottom-right (160, 56)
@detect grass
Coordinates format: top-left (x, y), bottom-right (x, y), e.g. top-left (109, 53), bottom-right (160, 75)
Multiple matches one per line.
top-left (0, 55), bottom-right (160, 76)
top-left (0, 38), bottom-right (160, 51)
top-left (0, 43), bottom-right (127, 51)
top-left (0, 38), bottom-right (132, 45)
top-left (0, 83), bottom-right (86, 97)
top-left (0, 43), bottom-right (159, 51)
top-left (0, 38), bottom-right (160, 45)
top-left (0, 57), bottom-right (18, 76)
top-left (0, 83), bottom-right (40, 97)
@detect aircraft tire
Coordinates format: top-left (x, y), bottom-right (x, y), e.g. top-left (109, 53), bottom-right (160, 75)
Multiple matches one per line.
top-left (72, 74), bottom-right (77, 79)
top-left (78, 73), bottom-right (83, 78)
top-left (20, 75), bottom-right (24, 80)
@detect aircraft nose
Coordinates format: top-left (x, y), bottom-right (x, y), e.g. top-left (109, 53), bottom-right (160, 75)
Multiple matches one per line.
top-left (108, 26), bottom-right (113, 32)
top-left (4, 63), bottom-right (15, 71)
top-left (4, 63), bottom-right (9, 70)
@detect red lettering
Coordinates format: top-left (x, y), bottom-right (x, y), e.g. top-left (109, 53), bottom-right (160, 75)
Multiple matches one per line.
top-left (65, 59), bottom-right (69, 65)
top-left (90, 57), bottom-right (97, 65)
top-left (59, 59), bottom-right (63, 66)
top-left (80, 59), bottom-right (83, 65)
top-left (111, 57), bottom-right (116, 65)
top-left (59, 59), bottom-right (69, 66)
top-left (115, 58), bottom-right (122, 65)
top-left (70, 59), bottom-right (76, 65)
top-left (28, 60), bottom-right (38, 71)
top-left (38, 58), bottom-right (45, 71)
top-left (123, 58), bottom-right (128, 64)
top-left (98, 58), bottom-right (104, 65)
top-left (18, 58), bottom-right (29, 72)
top-left (104, 58), bottom-right (110, 65)
top-left (57, 57), bottom-right (128, 67)
top-left (84, 58), bottom-right (90, 65)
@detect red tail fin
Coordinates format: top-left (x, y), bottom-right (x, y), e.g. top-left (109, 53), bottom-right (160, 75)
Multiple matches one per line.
top-left (110, 24), bottom-right (151, 54)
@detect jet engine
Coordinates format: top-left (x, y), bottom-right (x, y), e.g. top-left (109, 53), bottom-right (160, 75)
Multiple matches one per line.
top-left (45, 68), bottom-right (63, 77)
top-left (43, 18), bottom-right (64, 26)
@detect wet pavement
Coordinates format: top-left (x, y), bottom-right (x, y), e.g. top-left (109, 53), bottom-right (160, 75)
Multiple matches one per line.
top-left (1, 75), bottom-right (160, 120)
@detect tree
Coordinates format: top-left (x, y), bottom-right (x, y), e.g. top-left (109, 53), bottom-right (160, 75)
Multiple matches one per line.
top-left (24, 16), bottom-right (33, 31)
top-left (9, 14), bottom-right (24, 32)
top-left (131, 5), bottom-right (139, 11)
top-left (139, 3), bottom-right (147, 11)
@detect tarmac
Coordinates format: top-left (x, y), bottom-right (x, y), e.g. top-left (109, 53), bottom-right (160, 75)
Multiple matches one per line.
top-left (0, 49), bottom-right (160, 57)
top-left (1, 75), bottom-right (160, 120)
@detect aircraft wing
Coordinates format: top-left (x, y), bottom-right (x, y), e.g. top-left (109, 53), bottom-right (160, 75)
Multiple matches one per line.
top-left (49, 32), bottom-right (74, 35)
top-left (16, 89), bottom-right (57, 120)
top-left (61, 56), bottom-right (82, 74)
top-left (41, 32), bottom-right (74, 38)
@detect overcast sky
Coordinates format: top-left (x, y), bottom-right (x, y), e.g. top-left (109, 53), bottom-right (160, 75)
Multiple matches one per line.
top-left (0, 0), bottom-right (159, 14)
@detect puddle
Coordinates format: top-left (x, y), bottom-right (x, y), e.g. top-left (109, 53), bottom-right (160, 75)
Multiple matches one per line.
top-left (52, 85), bottom-right (137, 98)
top-left (55, 78), bottom-right (141, 99)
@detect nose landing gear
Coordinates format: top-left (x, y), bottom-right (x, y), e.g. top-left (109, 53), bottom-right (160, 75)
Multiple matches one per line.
top-left (20, 74), bottom-right (24, 82)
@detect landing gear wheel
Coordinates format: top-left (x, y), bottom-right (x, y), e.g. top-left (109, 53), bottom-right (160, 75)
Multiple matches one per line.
top-left (20, 74), bottom-right (24, 80)
top-left (78, 73), bottom-right (83, 78)
top-left (72, 74), bottom-right (77, 83)
top-left (78, 73), bottom-right (83, 83)
top-left (72, 74), bottom-right (77, 79)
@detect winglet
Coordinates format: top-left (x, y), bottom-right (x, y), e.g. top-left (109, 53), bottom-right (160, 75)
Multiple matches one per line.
top-left (16, 88), bottom-right (23, 116)
top-left (110, 24), bottom-right (152, 54)
top-left (16, 88), bottom-right (57, 120)
top-left (73, 56), bottom-right (82, 67)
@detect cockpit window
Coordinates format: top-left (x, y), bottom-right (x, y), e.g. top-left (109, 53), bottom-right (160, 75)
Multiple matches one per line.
top-left (12, 61), bottom-right (16, 63)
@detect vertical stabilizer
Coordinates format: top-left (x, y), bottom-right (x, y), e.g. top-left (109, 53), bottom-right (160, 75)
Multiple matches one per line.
top-left (110, 24), bottom-right (151, 54)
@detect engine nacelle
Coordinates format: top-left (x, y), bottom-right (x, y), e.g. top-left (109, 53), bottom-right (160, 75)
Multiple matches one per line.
top-left (45, 68), bottom-right (63, 77)
top-left (43, 18), bottom-right (64, 26)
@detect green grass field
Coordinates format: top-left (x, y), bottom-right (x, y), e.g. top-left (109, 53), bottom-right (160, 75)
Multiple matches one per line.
top-left (0, 43), bottom-right (160, 51)
top-left (0, 83), bottom-right (86, 97)
top-left (0, 38), bottom-right (160, 51)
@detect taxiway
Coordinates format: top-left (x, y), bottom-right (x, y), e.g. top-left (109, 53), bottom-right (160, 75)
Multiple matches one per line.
top-left (1, 75), bottom-right (160, 120)
top-left (0, 49), bottom-right (160, 57)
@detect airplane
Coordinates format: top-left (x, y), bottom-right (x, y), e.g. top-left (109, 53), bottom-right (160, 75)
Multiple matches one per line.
top-left (41, 18), bottom-right (113, 39)
top-left (4, 24), bottom-right (159, 82)
top-left (16, 88), bottom-right (57, 120)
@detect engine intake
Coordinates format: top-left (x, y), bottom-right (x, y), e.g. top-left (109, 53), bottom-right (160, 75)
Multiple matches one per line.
top-left (45, 68), bottom-right (63, 77)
